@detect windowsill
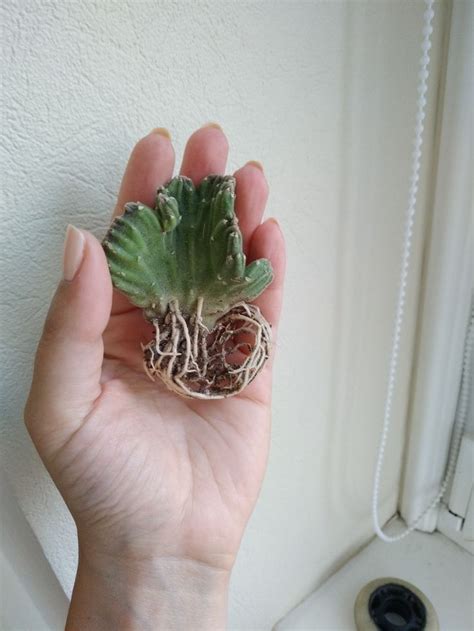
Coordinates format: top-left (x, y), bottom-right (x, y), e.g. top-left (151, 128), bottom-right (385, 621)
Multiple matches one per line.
top-left (274, 518), bottom-right (473, 630)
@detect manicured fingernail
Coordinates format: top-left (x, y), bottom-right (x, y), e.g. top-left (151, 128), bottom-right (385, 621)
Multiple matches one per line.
top-left (246, 160), bottom-right (264, 172)
top-left (150, 127), bottom-right (172, 140)
top-left (201, 122), bottom-right (223, 131)
top-left (63, 224), bottom-right (85, 281)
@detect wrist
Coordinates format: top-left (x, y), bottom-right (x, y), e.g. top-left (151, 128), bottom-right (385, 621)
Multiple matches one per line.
top-left (66, 545), bottom-right (230, 630)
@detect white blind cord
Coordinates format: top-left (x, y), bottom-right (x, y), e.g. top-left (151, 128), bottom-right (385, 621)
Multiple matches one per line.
top-left (371, 0), bottom-right (439, 543)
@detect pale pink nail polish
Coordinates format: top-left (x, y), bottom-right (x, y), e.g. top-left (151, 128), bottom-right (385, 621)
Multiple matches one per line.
top-left (63, 224), bottom-right (85, 281)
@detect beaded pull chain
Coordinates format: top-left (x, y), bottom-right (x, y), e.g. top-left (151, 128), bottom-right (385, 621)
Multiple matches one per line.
top-left (370, 0), bottom-right (470, 543)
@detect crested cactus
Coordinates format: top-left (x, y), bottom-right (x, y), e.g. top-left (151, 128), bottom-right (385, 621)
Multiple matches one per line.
top-left (103, 174), bottom-right (273, 399)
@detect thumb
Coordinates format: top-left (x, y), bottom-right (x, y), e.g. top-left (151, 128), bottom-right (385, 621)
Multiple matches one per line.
top-left (25, 225), bottom-right (112, 452)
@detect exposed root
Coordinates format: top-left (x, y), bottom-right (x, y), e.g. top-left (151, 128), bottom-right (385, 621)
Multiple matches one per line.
top-left (142, 299), bottom-right (271, 399)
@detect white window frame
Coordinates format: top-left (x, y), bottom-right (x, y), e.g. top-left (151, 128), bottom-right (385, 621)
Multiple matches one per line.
top-left (399, 0), bottom-right (473, 534)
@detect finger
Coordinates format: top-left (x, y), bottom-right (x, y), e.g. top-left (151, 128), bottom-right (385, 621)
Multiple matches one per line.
top-left (103, 308), bottom-right (153, 371)
top-left (111, 129), bottom-right (175, 314)
top-left (24, 227), bottom-right (113, 453)
top-left (247, 218), bottom-right (286, 334)
top-left (112, 129), bottom-right (175, 220)
top-left (180, 124), bottom-right (229, 184)
top-left (233, 161), bottom-right (269, 252)
top-left (236, 219), bottom-right (285, 404)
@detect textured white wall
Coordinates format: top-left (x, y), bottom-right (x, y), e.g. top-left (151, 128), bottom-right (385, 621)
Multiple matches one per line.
top-left (1, 1), bottom-right (445, 629)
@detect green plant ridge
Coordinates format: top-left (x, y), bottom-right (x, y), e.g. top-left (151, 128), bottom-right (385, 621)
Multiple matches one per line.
top-left (103, 174), bottom-right (273, 327)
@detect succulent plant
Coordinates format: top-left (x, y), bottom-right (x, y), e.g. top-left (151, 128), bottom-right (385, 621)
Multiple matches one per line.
top-left (103, 174), bottom-right (273, 399)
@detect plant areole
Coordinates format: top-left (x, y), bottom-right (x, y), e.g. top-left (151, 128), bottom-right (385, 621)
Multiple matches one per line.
top-left (103, 175), bottom-right (273, 399)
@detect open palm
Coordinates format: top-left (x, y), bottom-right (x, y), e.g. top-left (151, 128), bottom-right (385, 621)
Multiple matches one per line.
top-left (25, 125), bottom-right (285, 579)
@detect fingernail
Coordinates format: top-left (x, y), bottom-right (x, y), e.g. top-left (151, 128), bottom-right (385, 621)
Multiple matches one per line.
top-left (267, 217), bottom-right (280, 229)
top-left (150, 127), bottom-right (172, 140)
top-left (201, 122), bottom-right (223, 131)
top-left (63, 225), bottom-right (85, 281)
top-left (246, 160), bottom-right (264, 172)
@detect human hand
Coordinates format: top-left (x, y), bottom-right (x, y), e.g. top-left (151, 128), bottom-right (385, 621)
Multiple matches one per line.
top-left (24, 125), bottom-right (286, 630)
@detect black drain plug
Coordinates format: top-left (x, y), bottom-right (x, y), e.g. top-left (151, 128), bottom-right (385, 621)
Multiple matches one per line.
top-left (368, 582), bottom-right (426, 630)
top-left (354, 578), bottom-right (438, 631)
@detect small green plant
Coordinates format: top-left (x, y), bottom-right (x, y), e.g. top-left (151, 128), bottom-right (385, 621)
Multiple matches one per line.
top-left (103, 174), bottom-right (273, 399)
